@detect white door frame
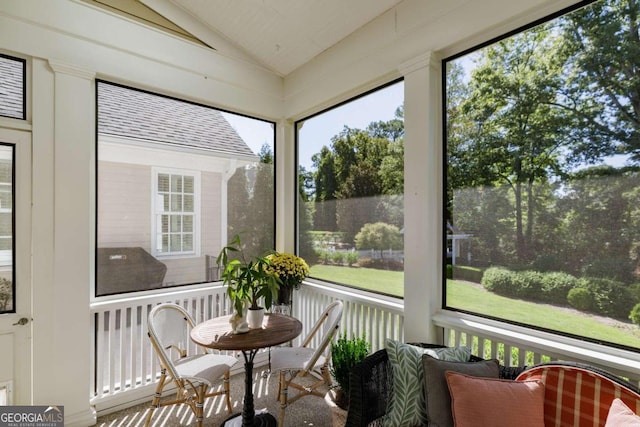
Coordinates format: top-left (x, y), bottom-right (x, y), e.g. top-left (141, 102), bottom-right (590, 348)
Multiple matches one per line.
top-left (0, 127), bottom-right (32, 404)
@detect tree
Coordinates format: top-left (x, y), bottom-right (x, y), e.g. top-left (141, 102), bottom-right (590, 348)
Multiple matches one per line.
top-left (309, 106), bottom-right (405, 244)
top-left (312, 146), bottom-right (338, 231)
top-left (458, 24), bottom-right (580, 262)
top-left (354, 222), bottom-right (402, 258)
top-left (227, 144), bottom-right (275, 259)
top-left (0, 278), bottom-right (11, 311)
top-left (245, 144), bottom-right (275, 257)
top-left (446, 61), bottom-right (476, 224)
top-left (227, 166), bottom-right (250, 238)
top-left (557, 166), bottom-right (639, 282)
top-left (298, 165), bottom-right (317, 263)
top-left (563, 0), bottom-right (640, 161)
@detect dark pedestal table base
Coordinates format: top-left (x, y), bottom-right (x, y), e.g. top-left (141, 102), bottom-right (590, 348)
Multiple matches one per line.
top-left (221, 412), bottom-right (277, 427)
top-left (221, 348), bottom-right (278, 427)
top-left (190, 314), bottom-right (302, 427)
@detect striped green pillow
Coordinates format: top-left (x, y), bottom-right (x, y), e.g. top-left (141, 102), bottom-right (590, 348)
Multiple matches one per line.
top-left (383, 340), bottom-right (470, 427)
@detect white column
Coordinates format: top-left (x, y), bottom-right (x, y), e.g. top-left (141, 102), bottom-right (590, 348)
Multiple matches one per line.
top-left (32, 59), bottom-right (95, 426)
top-left (276, 119), bottom-right (296, 253)
top-left (31, 57), bottom-right (55, 406)
top-left (401, 52), bottom-right (443, 343)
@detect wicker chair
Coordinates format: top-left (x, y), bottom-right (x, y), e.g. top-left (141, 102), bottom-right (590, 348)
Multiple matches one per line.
top-left (146, 303), bottom-right (237, 427)
top-left (270, 300), bottom-right (344, 427)
top-left (345, 343), bottom-right (526, 427)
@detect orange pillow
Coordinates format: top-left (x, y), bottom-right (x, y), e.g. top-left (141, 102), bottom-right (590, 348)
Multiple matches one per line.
top-left (446, 371), bottom-right (545, 427)
top-left (605, 398), bottom-right (640, 426)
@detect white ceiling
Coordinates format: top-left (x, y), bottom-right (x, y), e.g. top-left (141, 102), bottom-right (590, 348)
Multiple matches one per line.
top-left (139, 0), bottom-right (404, 77)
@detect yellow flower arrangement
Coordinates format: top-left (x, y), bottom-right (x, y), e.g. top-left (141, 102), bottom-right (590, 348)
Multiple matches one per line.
top-left (266, 252), bottom-right (310, 289)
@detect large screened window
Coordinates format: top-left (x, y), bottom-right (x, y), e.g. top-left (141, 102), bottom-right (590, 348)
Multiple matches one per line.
top-left (445, 0), bottom-right (640, 350)
top-left (96, 81), bottom-right (275, 297)
top-left (297, 80), bottom-right (404, 296)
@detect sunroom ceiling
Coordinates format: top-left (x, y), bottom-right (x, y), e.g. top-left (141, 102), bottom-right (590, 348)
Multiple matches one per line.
top-left (139, 0), bottom-right (404, 76)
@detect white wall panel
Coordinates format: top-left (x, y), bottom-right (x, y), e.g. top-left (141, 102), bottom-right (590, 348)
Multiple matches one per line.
top-left (283, 0), bottom-right (580, 119)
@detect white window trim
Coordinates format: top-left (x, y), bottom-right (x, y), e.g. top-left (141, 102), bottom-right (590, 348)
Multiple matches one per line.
top-left (151, 167), bottom-right (201, 259)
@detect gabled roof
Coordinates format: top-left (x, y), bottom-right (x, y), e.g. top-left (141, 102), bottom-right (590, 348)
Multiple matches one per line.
top-left (98, 82), bottom-right (255, 158)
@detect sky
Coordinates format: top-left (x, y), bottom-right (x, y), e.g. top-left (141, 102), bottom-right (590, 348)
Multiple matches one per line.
top-left (222, 80), bottom-right (404, 170)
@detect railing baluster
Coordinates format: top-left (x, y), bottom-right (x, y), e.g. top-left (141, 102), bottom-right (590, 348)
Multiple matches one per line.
top-left (92, 282), bottom-right (640, 415)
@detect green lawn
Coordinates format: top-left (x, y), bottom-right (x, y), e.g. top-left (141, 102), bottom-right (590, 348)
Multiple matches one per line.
top-left (309, 264), bottom-right (640, 348)
top-left (310, 264), bottom-right (404, 297)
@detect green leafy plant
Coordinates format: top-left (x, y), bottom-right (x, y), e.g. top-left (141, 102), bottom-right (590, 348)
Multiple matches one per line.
top-left (330, 332), bottom-right (370, 408)
top-left (567, 287), bottom-right (593, 311)
top-left (216, 234), bottom-right (280, 315)
top-left (629, 303), bottom-right (640, 327)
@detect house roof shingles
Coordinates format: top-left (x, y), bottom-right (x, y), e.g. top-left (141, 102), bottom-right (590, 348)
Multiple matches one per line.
top-left (0, 56), bottom-right (25, 120)
top-left (98, 82), bottom-right (256, 157)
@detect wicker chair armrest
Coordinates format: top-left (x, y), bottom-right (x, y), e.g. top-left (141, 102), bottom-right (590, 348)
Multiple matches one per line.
top-left (345, 348), bottom-right (389, 427)
top-left (345, 343), bottom-right (448, 427)
top-left (500, 365), bottom-right (527, 379)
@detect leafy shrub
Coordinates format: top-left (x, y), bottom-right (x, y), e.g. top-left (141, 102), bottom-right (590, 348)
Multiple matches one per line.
top-left (516, 270), bottom-right (544, 299)
top-left (540, 271), bottom-right (578, 305)
top-left (446, 264), bottom-right (453, 279)
top-left (331, 332), bottom-right (370, 400)
top-left (481, 266), bottom-right (635, 320)
top-left (0, 277), bottom-right (11, 311)
top-left (355, 222), bottom-right (402, 256)
top-left (331, 251), bottom-right (345, 265)
top-left (531, 254), bottom-right (565, 273)
top-left (318, 250), bottom-right (332, 264)
top-left (630, 303), bottom-right (640, 326)
top-left (577, 277), bottom-right (635, 319)
top-left (358, 257), bottom-right (403, 271)
top-left (567, 287), bottom-right (592, 311)
top-left (481, 267), bottom-right (518, 297)
top-left (628, 283), bottom-right (640, 301)
top-left (452, 265), bottom-right (483, 283)
top-left (345, 251), bottom-right (359, 266)
top-left (582, 257), bottom-right (635, 284)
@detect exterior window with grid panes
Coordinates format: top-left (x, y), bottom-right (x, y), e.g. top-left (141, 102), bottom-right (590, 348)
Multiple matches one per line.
top-left (153, 168), bottom-right (200, 257)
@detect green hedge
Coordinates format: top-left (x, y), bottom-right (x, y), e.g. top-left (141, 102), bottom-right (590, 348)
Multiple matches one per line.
top-left (451, 265), bottom-right (483, 283)
top-left (481, 267), bottom-right (636, 320)
top-left (575, 277), bottom-right (635, 320)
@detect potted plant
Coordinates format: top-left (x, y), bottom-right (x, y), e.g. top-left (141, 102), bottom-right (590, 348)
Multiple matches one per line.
top-left (330, 332), bottom-right (370, 411)
top-left (265, 251), bottom-right (310, 306)
top-left (217, 234), bottom-right (280, 330)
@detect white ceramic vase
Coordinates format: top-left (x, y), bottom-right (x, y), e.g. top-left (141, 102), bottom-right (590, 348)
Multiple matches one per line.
top-left (247, 307), bottom-right (265, 329)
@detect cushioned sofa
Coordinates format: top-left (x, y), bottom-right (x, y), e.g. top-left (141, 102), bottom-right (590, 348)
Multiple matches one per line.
top-left (345, 342), bottom-right (640, 427)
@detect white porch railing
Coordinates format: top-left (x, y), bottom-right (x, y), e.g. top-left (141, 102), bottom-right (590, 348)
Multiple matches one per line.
top-left (433, 310), bottom-right (640, 387)
top-left (90, 284), bottom-right (233, 413)
top-left (91, 281), bottom-right (640, 416)
top-left (90, 280), bottom-right (404, 415)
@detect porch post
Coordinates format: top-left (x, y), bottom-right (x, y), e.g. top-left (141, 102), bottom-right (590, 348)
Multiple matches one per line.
top-left (400, 52), bottom-right (443, 344)
top-left (276, 119), bottom-right (295, 253)
top-left (32, 59), bottom-right (95, 426)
